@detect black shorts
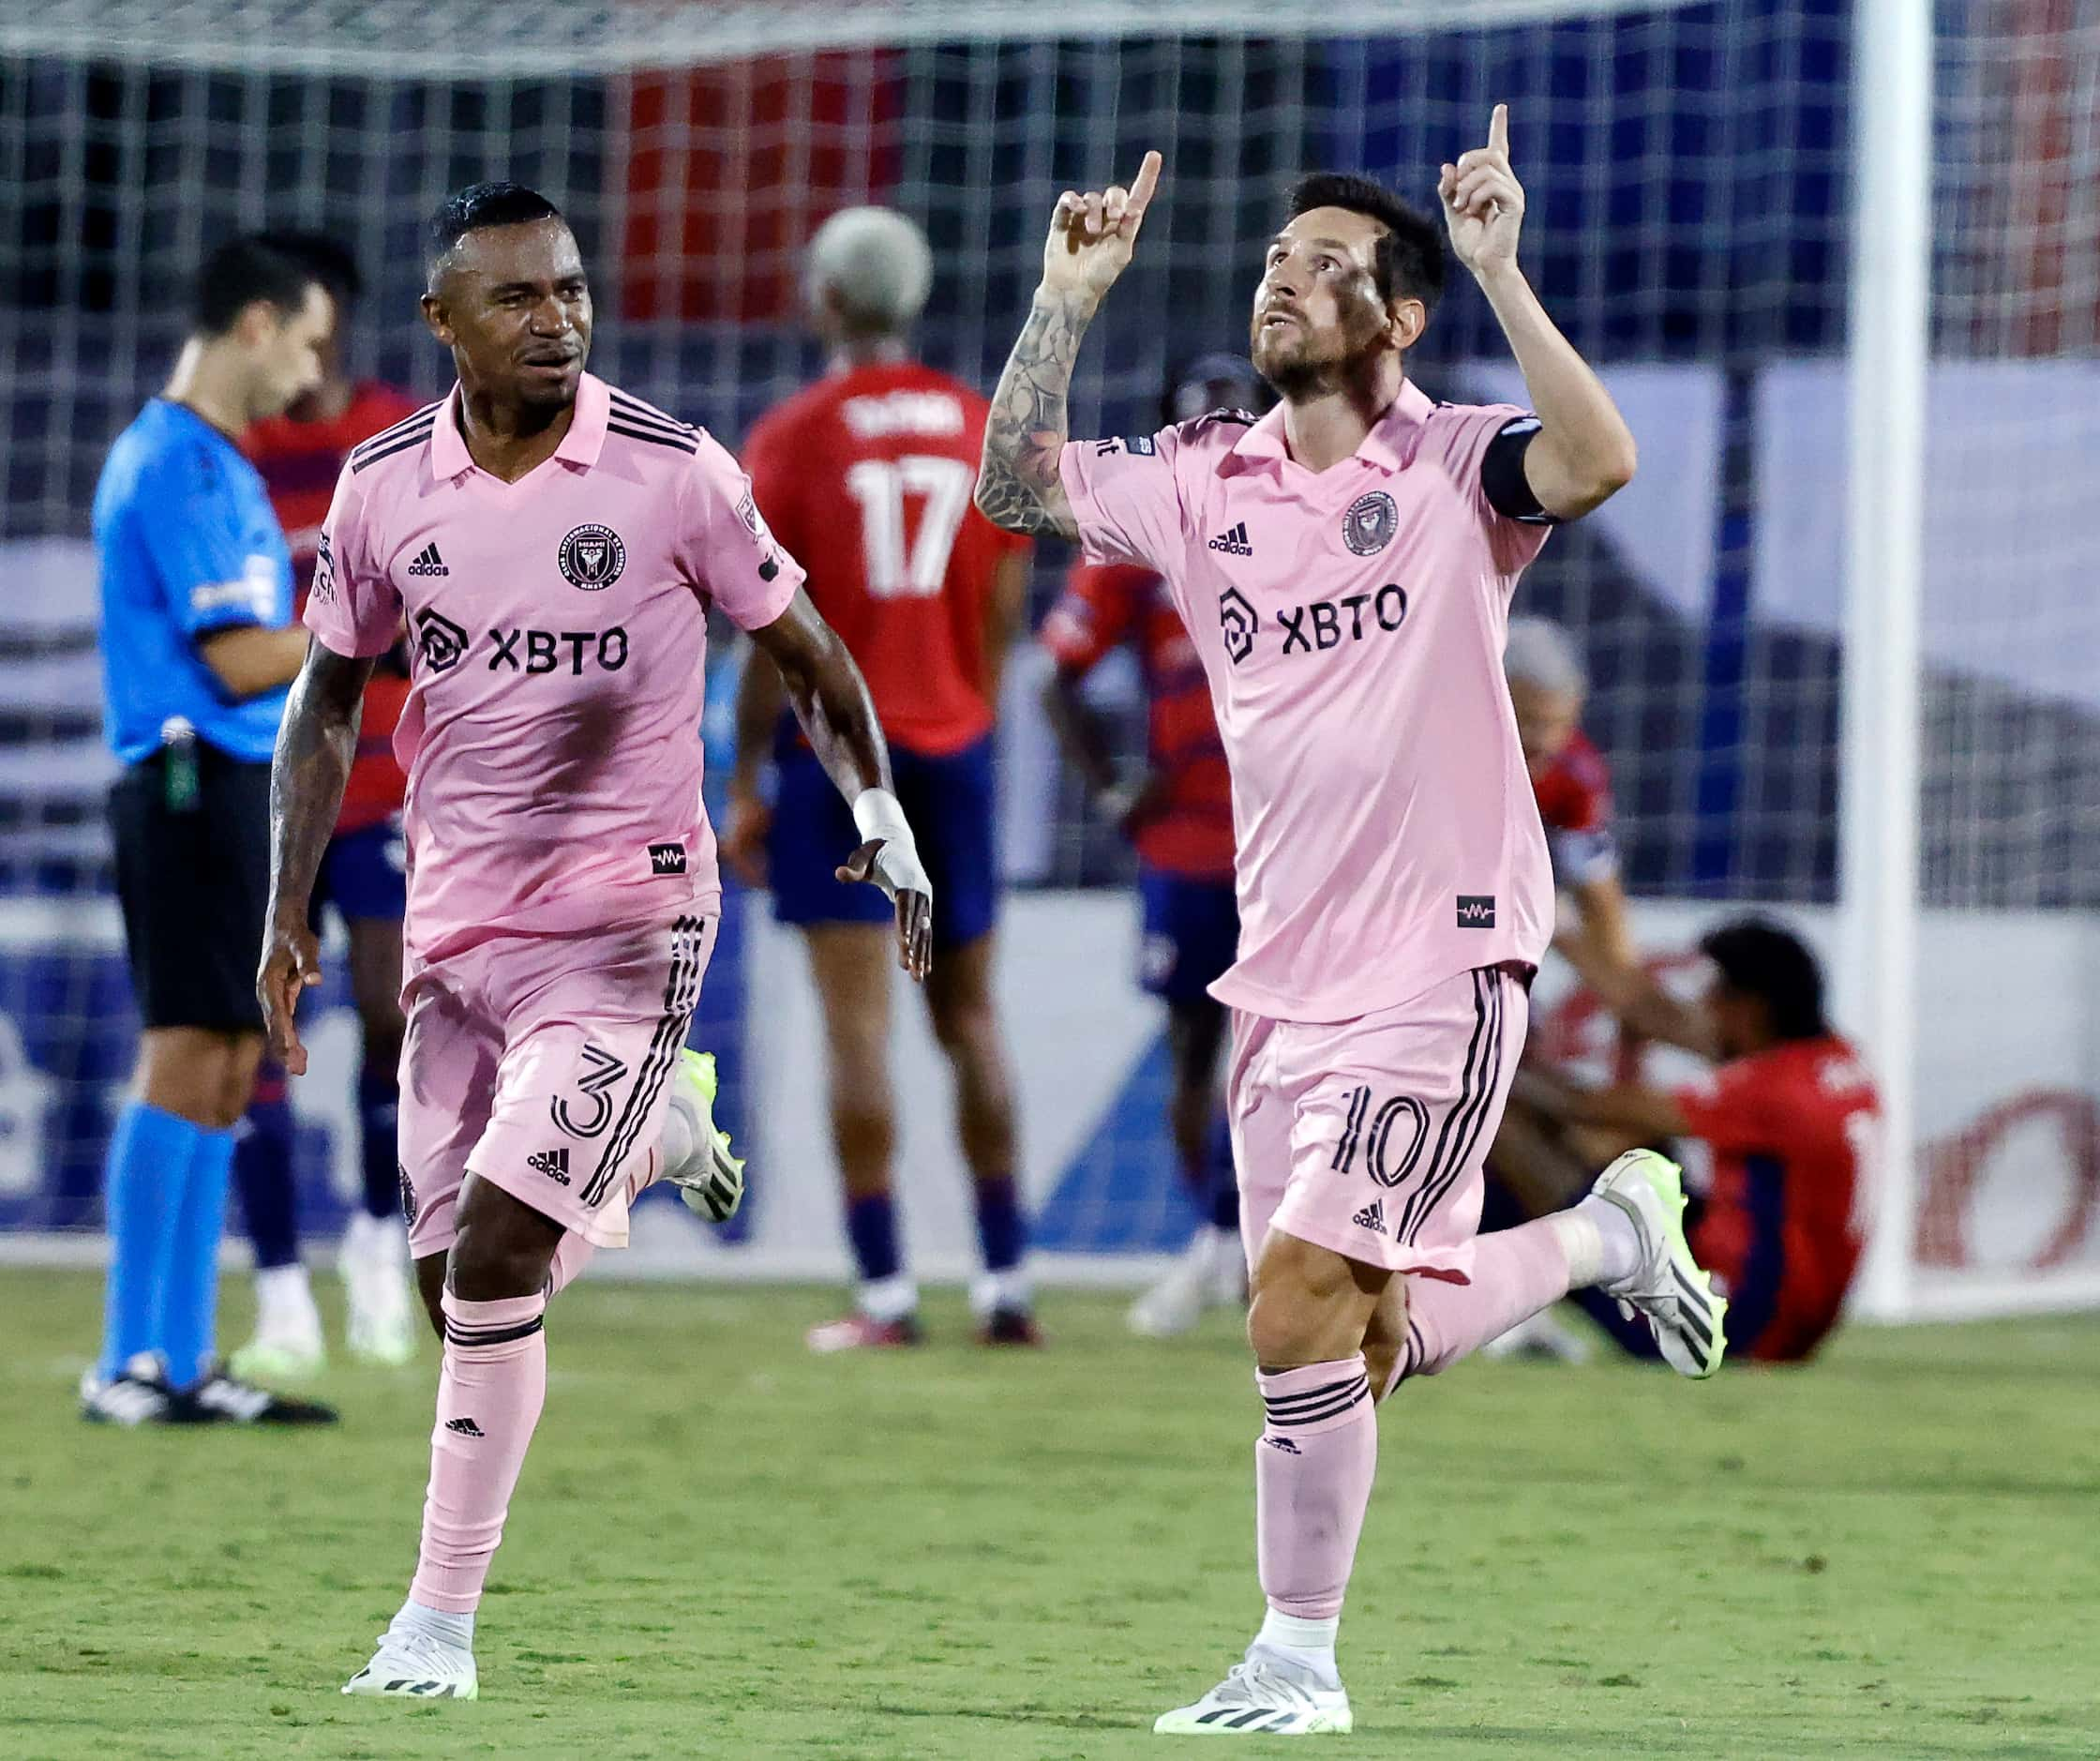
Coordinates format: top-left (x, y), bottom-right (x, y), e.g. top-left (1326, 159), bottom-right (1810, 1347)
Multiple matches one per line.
top-left (110, 744), bottom-right (271, 1032)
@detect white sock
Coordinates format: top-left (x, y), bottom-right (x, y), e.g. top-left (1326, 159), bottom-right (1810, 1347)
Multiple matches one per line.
top-left (1254, 1607), bottom-right (1340, 1683)
top-left (659, 1098), bottom-right (698, 1178)
top-left (395, 1598), bottom-right (474, 1652)
top-left (970, 1268), bottom-right (1032, 1318)
top-left (1550, 1195), bottom-right (1642, 1289)
top-left (859, 1272), bottom-right (919, 1324)
top-left (255, 1263), bottom-right (317, 1328)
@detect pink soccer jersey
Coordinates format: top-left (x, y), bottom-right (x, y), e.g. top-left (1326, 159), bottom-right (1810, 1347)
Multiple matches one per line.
top-left (1059, 382), bottom-right (1554, 1023)
top-left (306, 373), bottom-right (801, 961)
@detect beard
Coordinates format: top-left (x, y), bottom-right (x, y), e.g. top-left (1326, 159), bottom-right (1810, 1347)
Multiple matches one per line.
top-left (1250, 307), bottom-right (1390, 400)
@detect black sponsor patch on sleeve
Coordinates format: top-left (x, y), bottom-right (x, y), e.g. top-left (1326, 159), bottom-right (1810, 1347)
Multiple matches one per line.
top-left (649, 842), bottom-right (688, 876)
top-left (1456, 895), bottom-right (1496, 928)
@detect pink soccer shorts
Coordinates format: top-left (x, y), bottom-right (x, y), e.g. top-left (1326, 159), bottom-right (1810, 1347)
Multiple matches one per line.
top-left (397, 911), bottom-right (716, 1259)
top-left (1229, 962), bottom-right (1531, 1283)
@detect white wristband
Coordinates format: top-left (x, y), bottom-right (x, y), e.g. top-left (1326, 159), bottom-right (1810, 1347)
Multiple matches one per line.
top-left (851, 788), bottom-right (914, 848)
top-left (848, 788), bottom-right (931, 904)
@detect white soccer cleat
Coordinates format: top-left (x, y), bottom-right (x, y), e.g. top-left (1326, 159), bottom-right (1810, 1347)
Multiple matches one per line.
top-left (1128, 1227), bottom-right (1246, 1338)
top-left (1592, 1149), bottom-right (1728, 1378)
top-left (340, 1211), bottom-right (417, 1367)
top-left (1155, 1652), bottom-right (1353, 1736)
top-left (342, 1628), bottom-right (478, 1700)
top-left (663, 1049), bottom-right (745, 1223)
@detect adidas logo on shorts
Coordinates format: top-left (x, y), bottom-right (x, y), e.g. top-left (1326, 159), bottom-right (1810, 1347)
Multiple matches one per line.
top-left (527, 1147), bottom-right (572, 1186)
top-left (1351, 1199), bottom-right (1386, 1234)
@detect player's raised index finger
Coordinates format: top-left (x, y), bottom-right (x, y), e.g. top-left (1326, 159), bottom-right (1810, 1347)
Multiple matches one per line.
top-left (1488, 104), bottom-right (1510, 158)
top-left (1128, 150), bottom-right (1163, 215)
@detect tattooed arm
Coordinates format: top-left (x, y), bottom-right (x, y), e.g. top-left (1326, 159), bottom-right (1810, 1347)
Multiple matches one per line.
top-left (976, 150), bottom-right (1163, 539)
top-left (257, 641), bottom-right (374, 1073)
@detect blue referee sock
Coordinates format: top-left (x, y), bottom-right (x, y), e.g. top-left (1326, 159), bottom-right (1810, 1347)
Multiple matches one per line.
top-left (971, 1174), bottom-right (1028, 1275)
top-left (98, 1101), bottom-right (202, 1381)
top-left (160, 1126), bottom-right (235, 1392)
top-left (232, 1066), bottom-right (300, 1271)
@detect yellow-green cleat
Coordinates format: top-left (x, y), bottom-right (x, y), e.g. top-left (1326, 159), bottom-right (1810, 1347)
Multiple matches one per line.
top-left (665, 1048), bottom-right (745, 1223)
top-left (1592, 1148), bottom-right (1729, 1377)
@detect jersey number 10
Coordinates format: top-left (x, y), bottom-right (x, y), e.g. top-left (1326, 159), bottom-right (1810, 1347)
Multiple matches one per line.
top-left (844, 455), bottom-right (975, 599)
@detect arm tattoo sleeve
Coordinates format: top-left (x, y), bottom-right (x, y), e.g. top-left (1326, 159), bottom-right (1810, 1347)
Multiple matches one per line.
top-left (976, 291), bottom-right (1093, 540)
top-left (266, 644), bottom-right (371, 925)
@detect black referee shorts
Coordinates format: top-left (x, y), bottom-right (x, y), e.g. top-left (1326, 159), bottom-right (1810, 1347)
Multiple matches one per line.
top-left (109, 743), bottom-right (272, 1033)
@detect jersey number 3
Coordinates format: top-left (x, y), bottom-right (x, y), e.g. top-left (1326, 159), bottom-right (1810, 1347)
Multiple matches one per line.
top-left (845, 455), bottom-right (974, 598)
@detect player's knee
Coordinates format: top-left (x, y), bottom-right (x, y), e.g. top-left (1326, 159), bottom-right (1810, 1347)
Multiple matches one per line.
top-left (447, 1182), bottom-right (562, 1302)
top-left (1247, 1280), bottom-right (1351, 1369)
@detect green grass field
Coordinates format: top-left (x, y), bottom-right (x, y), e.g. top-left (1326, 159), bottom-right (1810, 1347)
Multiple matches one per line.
top-left (3, 1268), bottom-right (2095, 1759)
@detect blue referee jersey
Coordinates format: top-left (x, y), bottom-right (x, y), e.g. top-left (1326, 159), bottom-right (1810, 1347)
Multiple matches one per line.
top-left (94, 398), bottom-right (294, 764)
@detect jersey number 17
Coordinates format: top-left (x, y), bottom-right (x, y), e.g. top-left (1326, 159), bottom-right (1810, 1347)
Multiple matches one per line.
top-left (844, 455), bottom-right (974, 598)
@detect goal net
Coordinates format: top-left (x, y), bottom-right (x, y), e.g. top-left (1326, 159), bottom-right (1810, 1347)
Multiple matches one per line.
top-left (0, 1), bottom-right (2092, 1315)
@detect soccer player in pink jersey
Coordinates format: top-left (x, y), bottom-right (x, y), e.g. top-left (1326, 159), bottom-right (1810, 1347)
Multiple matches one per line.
top-left (257, 185), bottom-right (932, 1703)
top-left (977, 114), bottom-right (1729, 1736)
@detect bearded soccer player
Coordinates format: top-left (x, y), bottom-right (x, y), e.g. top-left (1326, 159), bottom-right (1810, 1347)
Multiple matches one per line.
top-left (259, 183), bottom-right (931, 1701)
top-left (977, 115), bottom-right (1726, 1735)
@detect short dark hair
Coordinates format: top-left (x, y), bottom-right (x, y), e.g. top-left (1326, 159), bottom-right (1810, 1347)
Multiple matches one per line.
top-left (1700, 916), bottom-right (1829, 1042)
top-left (1284, 173), bottom-right (1446, 313)
top-left (263, 232), bottom-right (364, 309)
top-left (190, 233), bottom-right (326, 337)
top-left (427, 181), bottom-right (565, 278)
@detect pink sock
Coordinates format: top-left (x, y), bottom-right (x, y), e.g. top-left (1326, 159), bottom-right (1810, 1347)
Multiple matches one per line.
top-left (1390, 1218), bottom-right (1571, 1392)
top-left (409, 1290), bottom-right (548, 1614)
top-left (1254, 1356), bottom-right (1376, 1620)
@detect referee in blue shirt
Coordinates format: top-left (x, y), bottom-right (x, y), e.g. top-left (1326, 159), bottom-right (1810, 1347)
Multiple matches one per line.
top-left (84, 235), bottom-right (341, 1425)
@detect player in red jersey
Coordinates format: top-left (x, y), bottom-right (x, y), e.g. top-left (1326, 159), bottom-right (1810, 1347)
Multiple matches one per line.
top-left (726, 208), bottom-right (1038, 1348)
top-left (1505, 616), bottom-right (1639, 995)
top-left (1041, 354), bottom-right (1258, 1337)
top-left (1522, 916), bottom-right (1878, 1362)
top-left (231, 234), bottom-right (424, 1376)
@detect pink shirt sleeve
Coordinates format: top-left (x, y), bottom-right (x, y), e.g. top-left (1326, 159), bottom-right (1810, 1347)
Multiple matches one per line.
top-left (1426, 402), bottom-right (1553, 579)
top-left (1057, 428), bottom-right (1188, 573)
top-left (679, 431), bottom-right (806, 631)
top-left (304, 464), bottom-right (403, 658)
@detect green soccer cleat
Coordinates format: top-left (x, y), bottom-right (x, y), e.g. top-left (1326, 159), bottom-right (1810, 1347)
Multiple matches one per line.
top-left (664, 1048), bottom-right (745, 1223)
top-left (1592, 1148), bottom-right (1729, 1378)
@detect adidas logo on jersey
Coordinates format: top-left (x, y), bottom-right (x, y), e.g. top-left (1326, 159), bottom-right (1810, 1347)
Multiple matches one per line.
top-left (406, 542), bottom-right (449, 578)
top-left (1208, 520), bottom-right (1254, 557)
top-left (527, 1147), bottom-right (571, 1186)
top-left (444, 1416), bottom-right (486, 1438)
top-left (1351, 1199), bottom-right (1387, 1234)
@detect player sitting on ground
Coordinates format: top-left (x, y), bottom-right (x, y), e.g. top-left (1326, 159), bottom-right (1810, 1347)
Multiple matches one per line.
top-left (259, 182), bottom-right (931, 1703)
top-left (727, 206), bottom-right (1038, 1348)
top-left (1514, 916), bottom-right (1879, 1365)
top-left (1039, 354), bottom-right (1262, 1337)
top-left (977, 113), bottom-right (1725, 1737)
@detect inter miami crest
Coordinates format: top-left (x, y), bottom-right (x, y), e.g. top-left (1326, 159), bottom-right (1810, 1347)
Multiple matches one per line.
top-left (1342, 490), bottom-right (1399, 557)
top-left (559, 523), bottom-right (626, 590)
